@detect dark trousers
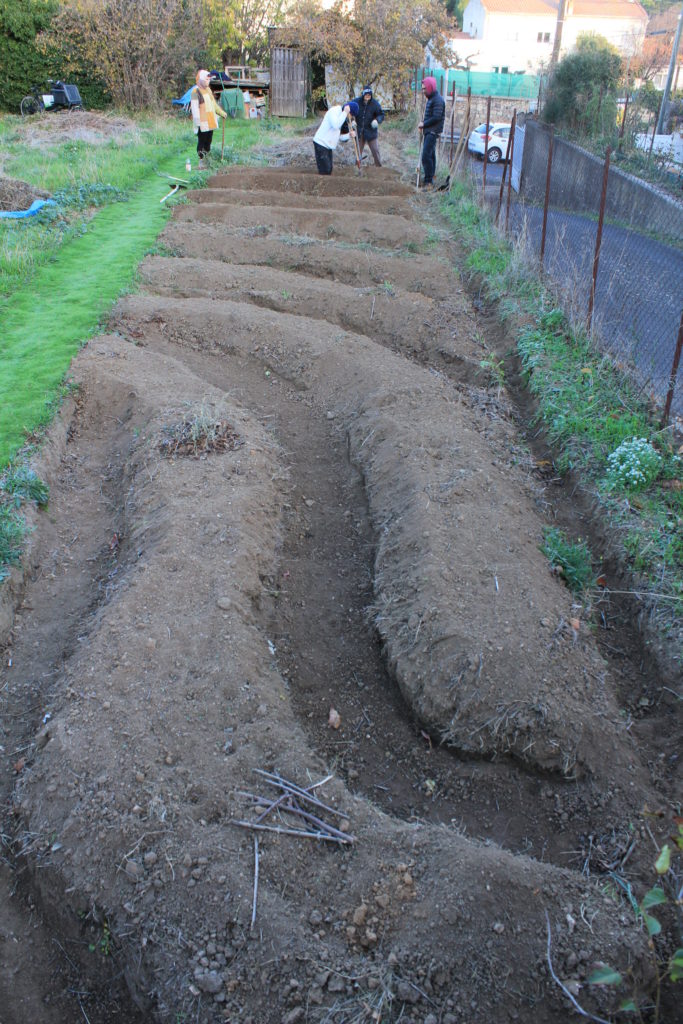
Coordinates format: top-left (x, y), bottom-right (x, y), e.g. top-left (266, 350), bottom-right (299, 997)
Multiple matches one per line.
top-left (359, 135), bottom-right (381, 166)
top-left (313, 141), bottom-right (334, 175)
top-left (197, 129), bottom-right (213, 157)
top-left (421, 131), bottom-right (438, 184)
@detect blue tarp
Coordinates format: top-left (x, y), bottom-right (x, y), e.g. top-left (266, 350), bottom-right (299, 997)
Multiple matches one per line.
top-left (172, 87), bottom-right (194, 108)
top-left (0, 199), bottom-right (57, 219)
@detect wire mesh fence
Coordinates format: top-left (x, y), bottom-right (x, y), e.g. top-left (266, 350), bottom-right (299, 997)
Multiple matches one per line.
top-left (457, 104), bottom-right (683, 423)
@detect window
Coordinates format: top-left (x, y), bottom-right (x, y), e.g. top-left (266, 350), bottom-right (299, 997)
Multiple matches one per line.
top-left (501, 66), bottom-right (509, 74)
top-left (544, 32), bottom-right (550, 42)
top-left (537, 31), bottom-right (542, 42)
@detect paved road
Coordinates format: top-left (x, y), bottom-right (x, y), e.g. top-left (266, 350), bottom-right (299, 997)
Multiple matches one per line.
top-left (466, 154), bottom-right (506, 184)
top-left (464, 157), bottom-right (683, 418)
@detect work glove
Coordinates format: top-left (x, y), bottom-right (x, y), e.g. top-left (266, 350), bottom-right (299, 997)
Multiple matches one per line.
top-left (371, 119), bottom-right (378, 129)
top-left (200, 121), bottom-right (209, 132)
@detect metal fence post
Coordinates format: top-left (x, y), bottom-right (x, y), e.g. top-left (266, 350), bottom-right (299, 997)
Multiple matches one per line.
top-left (587, 145), bottom-right (611, 332)
top-left (618, 84), bottom-right (630, 151)
top-left (649, 95), bottom-right (663, 158)
top-left (662, 309), bottom-right (683, 427)
top-left (482, 96), bottom-right (491, 193)
top-left (540, 125), bottom-right (554, 269)
top-left (505, 111), bottom-right (517, 232)
top-left (496, 108), bottom-right (516, 225)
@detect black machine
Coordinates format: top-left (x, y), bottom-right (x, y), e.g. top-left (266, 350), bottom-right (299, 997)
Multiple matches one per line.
top-left (20, 80), bottom-right (84, 116)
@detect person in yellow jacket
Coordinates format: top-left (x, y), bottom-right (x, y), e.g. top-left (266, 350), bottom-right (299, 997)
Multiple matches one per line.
top-left (190, 70), bottom-right (227, 169)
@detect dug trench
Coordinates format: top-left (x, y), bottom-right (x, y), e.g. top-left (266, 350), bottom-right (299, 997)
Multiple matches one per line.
top-left (0, 158), bottom-right (678, 1023)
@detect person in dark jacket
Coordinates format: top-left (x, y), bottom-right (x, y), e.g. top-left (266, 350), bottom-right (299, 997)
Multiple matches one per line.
top-left (418, 76), bottom-right (445, 189)
top-left (352, 86), bottom-right (385, 166)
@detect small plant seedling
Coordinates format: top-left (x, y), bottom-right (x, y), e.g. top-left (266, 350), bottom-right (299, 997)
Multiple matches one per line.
top-left (585, 824), bottom-right (683, 1020)
top-left (0, 506), bottom-right (27, 579)
top-left (89, 920), bottom-right (112, 957)
top-left (479, 353), bottom-right (505, 393)
top-left (541, 527), bottom-right (595, 594)
top-left (1, 466), bottom-right (49, 508)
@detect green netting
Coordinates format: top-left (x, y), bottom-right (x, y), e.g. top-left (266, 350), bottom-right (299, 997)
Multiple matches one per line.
top-left (417, 67), bottom-right (540, 100)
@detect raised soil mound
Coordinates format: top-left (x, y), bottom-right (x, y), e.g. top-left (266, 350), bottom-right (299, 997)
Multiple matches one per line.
top-left (173, 202), bottom-right (426, 247)
top-left (193, 187), bottom-right (415, 217)
top-left (17, 333), bottom-right (650, 1024)
top-left (114, 290), bottom-right (641, 788)
top-left (138, 255), bottom-right (482, 380)
top-left (208, 167), bottom-right (413, 197)
top-left (160, 219), bottom-right (457, 300)
top-left (5, 146), bottom-right (671, 1024)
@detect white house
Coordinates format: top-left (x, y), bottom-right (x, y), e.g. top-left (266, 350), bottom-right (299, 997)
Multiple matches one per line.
top-left (460, 0), bottom-right (557, 73)
top-left (562, 0), bottom-right (648, 57)
top-left (454, 0), bottom-right (648, 74)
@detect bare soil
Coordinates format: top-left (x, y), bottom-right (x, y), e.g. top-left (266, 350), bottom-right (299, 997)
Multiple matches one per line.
top-left (193, 188), bottom-right (415, 217)
top-left (1, 128), bottom-right (680, 1024)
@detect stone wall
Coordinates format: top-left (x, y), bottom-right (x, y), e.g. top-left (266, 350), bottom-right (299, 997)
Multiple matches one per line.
top-left (448, 95), bottom-right (533, 131)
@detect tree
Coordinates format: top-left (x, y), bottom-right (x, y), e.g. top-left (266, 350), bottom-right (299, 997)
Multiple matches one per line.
top-left (204, 0), bottom-right (288, 67)
top-left (41, 0), bottom-right (208, 108)
top-left (277, 0), bottom-right (455, 108)
top-left (442, 0), bottom-right (466, 29)
top-left (0, 0), bottom-right (58, 111)
top-left (543, 33), bottom-right (623, 135)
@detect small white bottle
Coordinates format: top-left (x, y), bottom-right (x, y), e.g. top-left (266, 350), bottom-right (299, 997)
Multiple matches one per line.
top-left (185, 158), bottom-right (191, 173)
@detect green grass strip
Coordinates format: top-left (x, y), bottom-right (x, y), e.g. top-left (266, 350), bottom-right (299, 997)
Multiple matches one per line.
top-left (0, 155), bottom-right (185, 467)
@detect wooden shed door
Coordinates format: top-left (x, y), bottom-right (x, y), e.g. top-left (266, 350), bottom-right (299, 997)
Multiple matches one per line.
top-left (270, 47), bottom-right (308, 117)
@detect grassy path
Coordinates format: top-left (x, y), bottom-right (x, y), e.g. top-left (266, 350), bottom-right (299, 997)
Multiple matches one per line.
top-left (0, 154), bottom-right (185, 466)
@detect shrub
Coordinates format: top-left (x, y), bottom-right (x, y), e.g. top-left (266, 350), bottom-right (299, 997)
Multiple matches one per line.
top-left (543, 33), bottom-right (622, 136)
top-left (606, 437), bottom-right (662, 492)
top-left (0, 0), bottom-right (59, 111)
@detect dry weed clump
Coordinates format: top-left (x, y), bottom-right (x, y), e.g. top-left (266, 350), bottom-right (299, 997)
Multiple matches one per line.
top-left (0, 177), bottom-right (51, 212)
top-left (158, 408), bottom-right (242, 459)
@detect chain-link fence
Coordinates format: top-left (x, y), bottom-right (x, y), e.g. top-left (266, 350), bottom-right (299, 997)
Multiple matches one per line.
top-left (460, 106), bottom-right (683, 422)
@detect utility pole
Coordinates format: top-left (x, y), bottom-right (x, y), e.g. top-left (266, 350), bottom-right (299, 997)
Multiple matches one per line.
top-left (550, 0), bottom-right (569, 68)
top-left (656, 0), bottom-right (683, 134)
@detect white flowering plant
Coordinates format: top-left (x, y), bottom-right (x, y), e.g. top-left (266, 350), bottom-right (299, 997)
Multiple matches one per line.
top-left (606, 437), bottom-right (662, 492)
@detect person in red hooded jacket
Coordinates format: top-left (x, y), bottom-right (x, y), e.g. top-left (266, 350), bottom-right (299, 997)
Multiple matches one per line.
top-left (418, 76), bottom-right (445, 189)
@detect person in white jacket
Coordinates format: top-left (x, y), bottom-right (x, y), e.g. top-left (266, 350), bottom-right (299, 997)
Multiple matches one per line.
top-left (312, 101), bottom-right (359, 175)
top-left (190, 70), bottom-right (227, 169)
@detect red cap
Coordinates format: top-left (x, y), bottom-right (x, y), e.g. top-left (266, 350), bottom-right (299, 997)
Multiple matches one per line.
top-left (422, 76), bottom-right (437, 96)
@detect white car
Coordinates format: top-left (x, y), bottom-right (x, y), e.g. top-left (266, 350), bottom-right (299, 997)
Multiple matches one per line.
top-left (467, 123), bottom-right (511, 164)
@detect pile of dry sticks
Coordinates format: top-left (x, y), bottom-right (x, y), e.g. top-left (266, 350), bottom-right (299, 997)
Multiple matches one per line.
top-left (233, 769), bottom-right (355, 845)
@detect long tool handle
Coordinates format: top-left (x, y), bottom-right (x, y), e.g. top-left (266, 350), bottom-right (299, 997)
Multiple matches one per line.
top-left (416, 94), bottom-right (426, 189)
top-left (348, 113), bottom-right (362, 173)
